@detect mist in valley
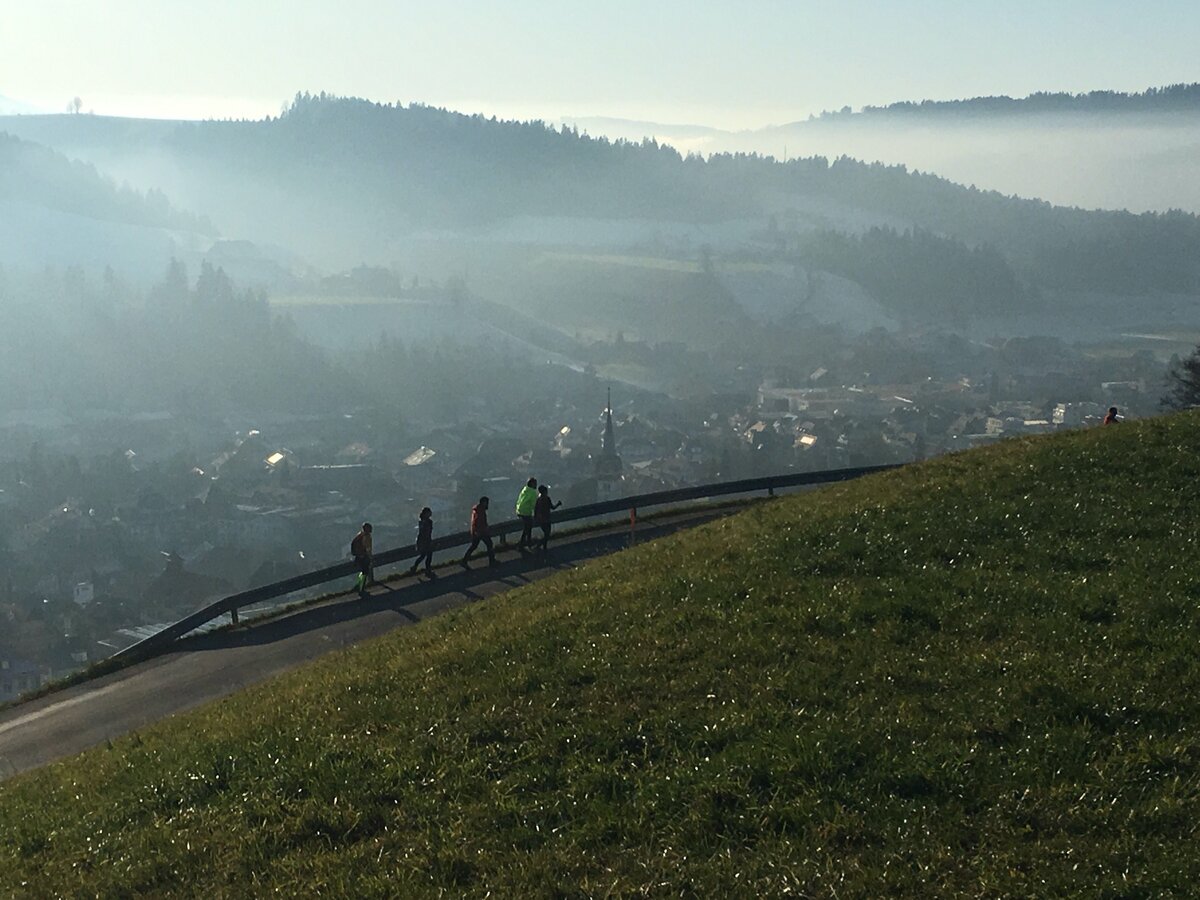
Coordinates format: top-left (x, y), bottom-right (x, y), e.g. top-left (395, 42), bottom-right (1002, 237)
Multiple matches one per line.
top-left (568, 89), bottom-right (1200, 215)
top-left (3, 66), bottom-right (1200, 682)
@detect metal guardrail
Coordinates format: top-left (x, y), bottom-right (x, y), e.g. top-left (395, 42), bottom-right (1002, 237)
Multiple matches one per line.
top-left (113, 464), bottom-right (900, 663)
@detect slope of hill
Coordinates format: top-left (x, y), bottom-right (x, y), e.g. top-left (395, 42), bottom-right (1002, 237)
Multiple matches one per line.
top-left (0, 95), bottom-right (41, 116)
top-left (702, 85), bottom-right (1200, 215)
top-left (2, 414), bottom-right (1199, 895)
top-left (0, 131), bottom-right (210, 234)
top-left (0, 131), bottom-right (216, 275)
top-left (568, 85), bottom-right (1200, 215)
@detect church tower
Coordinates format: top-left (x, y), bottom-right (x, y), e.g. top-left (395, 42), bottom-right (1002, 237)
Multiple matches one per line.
top-left (595, 387), bottom-right (623, 500)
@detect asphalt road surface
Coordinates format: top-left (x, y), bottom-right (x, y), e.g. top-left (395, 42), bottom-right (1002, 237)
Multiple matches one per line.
top-left (0, 506), bottom-right (733, 780)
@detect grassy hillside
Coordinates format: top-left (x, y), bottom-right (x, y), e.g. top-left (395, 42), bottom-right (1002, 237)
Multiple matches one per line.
top-left (3, 415), bottom-right (1200, 896)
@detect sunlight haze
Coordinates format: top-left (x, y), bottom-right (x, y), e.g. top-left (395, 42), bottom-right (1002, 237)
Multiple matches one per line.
top-left (4, 0), bottom-right (1199, 126)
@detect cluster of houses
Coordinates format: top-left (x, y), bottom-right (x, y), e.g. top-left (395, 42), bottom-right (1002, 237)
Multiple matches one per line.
top-left (1, 391), bottom-right (724, 692)
top-left (0, 350), bottom-right (1158, 700)
top-left (747, 370), bottom-right (1149, 470)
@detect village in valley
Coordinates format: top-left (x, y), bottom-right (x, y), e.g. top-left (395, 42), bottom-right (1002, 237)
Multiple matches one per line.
top-left (0, 317), bottom-right (1168, 701)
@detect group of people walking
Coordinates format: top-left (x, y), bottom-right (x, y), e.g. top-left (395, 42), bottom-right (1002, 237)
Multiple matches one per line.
top-left (350, 478), bottom-right (562, 597)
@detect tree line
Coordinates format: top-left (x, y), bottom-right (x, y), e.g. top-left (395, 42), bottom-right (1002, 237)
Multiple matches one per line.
top-left (9, 94), bottom-right (1200, 302)
top-left (0, 262), bottom-right (594, 422)
top-left (820, 83), bottom-right (1200, 119)
top-left (0, 132), bottom-right (213, 234)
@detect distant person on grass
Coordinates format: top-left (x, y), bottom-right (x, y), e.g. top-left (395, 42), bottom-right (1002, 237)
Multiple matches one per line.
top-left (516, 477), bottom-right (538, 551)
top-left (407, 507), bottom-right (436, 578)
top-left (535, 484), bottom-right (562, 554)
top-left (461, 496), bottom-right (497, 568)
top-left (1103, 406), bottom-right (1120, 425)
top-left (351, 522), bottom-right (374, 597)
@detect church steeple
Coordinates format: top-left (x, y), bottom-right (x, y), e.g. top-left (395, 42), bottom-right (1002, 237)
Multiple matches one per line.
top-left (595, 386), bottom-right (623, 496)
top-left (602, 387), bottom-right (615, 455)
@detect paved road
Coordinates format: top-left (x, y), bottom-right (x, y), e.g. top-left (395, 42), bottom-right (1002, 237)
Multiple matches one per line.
top-left (0, 507), bottom-right (731, 780)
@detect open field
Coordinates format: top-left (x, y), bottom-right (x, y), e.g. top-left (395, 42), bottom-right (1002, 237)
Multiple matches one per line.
top-left (2, 414), bottom-right (1199, 895)
top-left (537, 252), bottom-right (792, 276)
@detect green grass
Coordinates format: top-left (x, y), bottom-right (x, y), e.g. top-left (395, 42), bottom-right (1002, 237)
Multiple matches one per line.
top-left (4, 415), bottom-right (1200, 896)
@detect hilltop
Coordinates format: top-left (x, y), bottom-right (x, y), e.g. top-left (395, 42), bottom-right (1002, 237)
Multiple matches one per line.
top-left (571, 83), bottom-right (1200, 215)
top-left (660, 83), bottom-right (1200, 215)
top-left (1, 413), bottom-right (1198, 895)
top-left (815, 83), bottom-right (1200, 121)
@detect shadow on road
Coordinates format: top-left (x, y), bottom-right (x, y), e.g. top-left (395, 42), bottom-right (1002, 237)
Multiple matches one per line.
top-left (181, 516), bottom-right (705, 654)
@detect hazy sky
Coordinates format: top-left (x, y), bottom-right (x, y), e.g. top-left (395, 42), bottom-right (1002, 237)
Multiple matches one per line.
top-left (3, 0), bottom-right (1199, 128)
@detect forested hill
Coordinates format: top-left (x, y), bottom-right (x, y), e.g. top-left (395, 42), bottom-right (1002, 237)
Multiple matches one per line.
top-left (4, 95), bottom-right (1200, 292)
top-left (817, 82), bottom-right (1200, 121)
top-left (0, 132), bottom-right (212, 234)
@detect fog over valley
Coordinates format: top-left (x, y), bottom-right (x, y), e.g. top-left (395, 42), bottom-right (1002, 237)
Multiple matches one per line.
top-left (1, 75), bottom-right (1199, 723)
top-left (564, 85), bottom-right (1200, 214)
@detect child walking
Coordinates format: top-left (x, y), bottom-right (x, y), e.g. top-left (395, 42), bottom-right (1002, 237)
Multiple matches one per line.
top-left (407, 507), bottom-right (436, 578)
top-left (535, 484), bottom-right (562, 554)
top-left (350, 522), bottom-right (374, 597)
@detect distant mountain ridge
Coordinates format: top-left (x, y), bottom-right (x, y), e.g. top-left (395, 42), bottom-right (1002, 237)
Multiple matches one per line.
top-left (546, 83), bottom-right (1200, 150)
top-left (812, 82), bottom-right (1200, 123)
top-left (3, 93), bottom-right (1200, 296)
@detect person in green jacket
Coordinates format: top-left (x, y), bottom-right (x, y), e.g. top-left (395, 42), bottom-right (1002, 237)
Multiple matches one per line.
top-left (516, 477), bottom-right (538, 550)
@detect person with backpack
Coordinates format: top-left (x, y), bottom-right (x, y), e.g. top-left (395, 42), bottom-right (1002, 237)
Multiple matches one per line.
top-left (534, 483), bottom-right (563, 554)
top-left (350, 522), bottom-right (374, 597)
top-left (515, 477), bottom-right (538, 551)
top-left (461, 496), bottom-right (496, 568)
top-left (407, 507), bottom-right (436, 578)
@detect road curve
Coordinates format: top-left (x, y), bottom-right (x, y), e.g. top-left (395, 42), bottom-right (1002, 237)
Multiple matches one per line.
top-left (0, 507), bottom-right (731, 780)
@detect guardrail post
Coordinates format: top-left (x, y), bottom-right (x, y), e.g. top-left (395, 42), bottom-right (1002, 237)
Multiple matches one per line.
top-left (768, 485), bottom-right (775, 498)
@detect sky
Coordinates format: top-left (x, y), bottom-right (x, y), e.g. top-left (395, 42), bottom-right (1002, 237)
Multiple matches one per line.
top-left (3, 0), bottom-right (1199, 129)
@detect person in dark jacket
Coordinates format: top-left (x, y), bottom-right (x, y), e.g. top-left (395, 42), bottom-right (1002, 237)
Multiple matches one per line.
top-left (407, 507), bottom-right (436, 578)
top-left (534, 484), bottom-right (562, 554)
top-left (350, 522), bottom-right (373, 597)
top-left (461, 496), bottom-right (496, 568)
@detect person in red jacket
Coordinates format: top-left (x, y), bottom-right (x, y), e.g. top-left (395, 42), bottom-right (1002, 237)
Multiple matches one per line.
top-left (460, 496), bottom-right (496, 568)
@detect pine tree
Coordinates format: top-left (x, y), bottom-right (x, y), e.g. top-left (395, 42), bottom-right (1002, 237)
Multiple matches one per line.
top-left (1163, 346), bottom-right (1200, 410)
